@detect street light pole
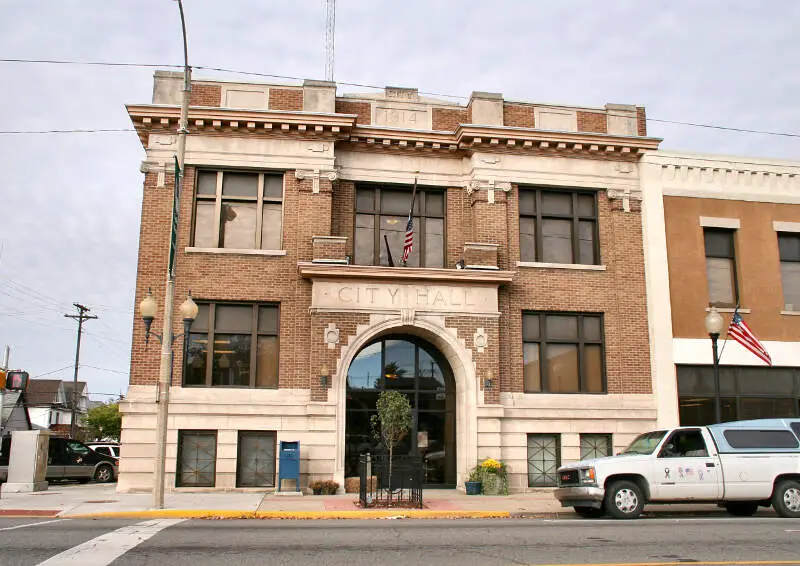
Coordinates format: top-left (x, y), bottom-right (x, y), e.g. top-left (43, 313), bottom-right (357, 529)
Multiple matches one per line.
top-left (704, 307), bottom-right (724, 425)
top-left (151, 0), bottom-right (191, 510)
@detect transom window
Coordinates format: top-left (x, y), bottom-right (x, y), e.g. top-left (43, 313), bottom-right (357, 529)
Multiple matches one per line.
top-left (778, 232), bottom-right (800, 311)
top-left (192, 170), bottom-right (284, 250)
top-left (704, 229), bottom-right (739, 307)
top-left (185, 303), bottom-right (279, 388)
top-left (519, 188), bottom-right (599, 265)
top-left (354, 185), bottom-right (445, 267)
top-left (523, 312), bottom-right (605, 393)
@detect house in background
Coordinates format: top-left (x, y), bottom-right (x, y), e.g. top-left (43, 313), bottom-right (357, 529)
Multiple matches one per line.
top-left (26, 379), bottom-right (89, 435)
top-left (0, 390), bottom-right (33, 437)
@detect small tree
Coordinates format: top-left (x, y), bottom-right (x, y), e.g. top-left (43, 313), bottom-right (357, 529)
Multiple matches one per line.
top-left (370, 390), bottom-right (412, 491)
top-left (86, 402), bottom-right (121, 441)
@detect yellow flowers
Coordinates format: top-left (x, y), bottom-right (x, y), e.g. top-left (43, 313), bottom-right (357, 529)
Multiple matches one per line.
top-left (481, 458), bottom-right (502, 471)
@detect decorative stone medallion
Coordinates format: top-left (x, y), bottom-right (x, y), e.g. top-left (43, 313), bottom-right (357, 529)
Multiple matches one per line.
top-left (324, 323), bottom-right (340, 349)
top-left (473, 327), bottom-right (488, 353)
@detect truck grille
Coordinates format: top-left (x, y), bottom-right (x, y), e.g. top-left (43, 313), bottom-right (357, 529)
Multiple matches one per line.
top-left (558, 469), bottom-right (580, 486)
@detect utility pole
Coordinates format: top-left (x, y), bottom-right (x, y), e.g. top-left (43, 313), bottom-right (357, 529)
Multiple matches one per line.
top-left (0, 345), bottom-right (9, 438)
top-left (65, 304), bottom-right (97, 438)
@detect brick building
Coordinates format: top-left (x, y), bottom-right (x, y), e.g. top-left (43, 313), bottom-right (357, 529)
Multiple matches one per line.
top-left (119, 71), bottom-right (663, 493)
top-left (641, 151), bottom-right (800, 427)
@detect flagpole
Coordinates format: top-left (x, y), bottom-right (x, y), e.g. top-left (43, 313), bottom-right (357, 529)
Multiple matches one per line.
top-left (401, 176), bottom-right (418, 267)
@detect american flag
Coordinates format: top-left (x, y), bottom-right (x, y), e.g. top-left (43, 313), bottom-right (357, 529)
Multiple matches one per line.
top-left (727, 311), bottom-right (772, 366)
top-left (401, 213), bottom-right (414, 263)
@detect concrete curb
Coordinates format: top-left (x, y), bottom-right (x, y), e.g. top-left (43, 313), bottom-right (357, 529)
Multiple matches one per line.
top-left (61, 509), bottom-right (512, 520)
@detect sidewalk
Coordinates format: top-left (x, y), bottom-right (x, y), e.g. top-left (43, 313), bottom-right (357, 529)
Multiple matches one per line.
top-left (0, 482), bottom-right (747, 520)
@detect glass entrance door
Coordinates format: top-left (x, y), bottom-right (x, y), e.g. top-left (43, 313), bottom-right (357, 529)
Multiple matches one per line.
top-left (345, 335), bottom-right (456, 487)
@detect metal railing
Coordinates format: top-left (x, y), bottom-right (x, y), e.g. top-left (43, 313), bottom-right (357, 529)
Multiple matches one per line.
top-left (358, 453), bottom-right (423, 509)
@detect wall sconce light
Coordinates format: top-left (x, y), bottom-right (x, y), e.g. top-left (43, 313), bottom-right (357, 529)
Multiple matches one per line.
top-left (455, 259), bottom-right (465, 270)
top-left (320, 365), bottom-right (330, 388)
top-left (483, 370), bottom-right (494, 390)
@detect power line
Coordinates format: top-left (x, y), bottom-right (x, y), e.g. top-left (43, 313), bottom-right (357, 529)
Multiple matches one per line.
top-left (83, 364), bottom-right (129, 375)
top-left (648, 118), bottom-right (800, 139)
top-left (0, 128), bottom-right (134, 135)
top-left (0, 58), bottom-right (179, 69)
top-left (33, 364), bottom-right (75, 378)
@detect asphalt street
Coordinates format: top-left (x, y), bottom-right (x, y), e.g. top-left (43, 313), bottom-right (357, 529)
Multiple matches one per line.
top-left (2, 516), bottom-right (800, 566)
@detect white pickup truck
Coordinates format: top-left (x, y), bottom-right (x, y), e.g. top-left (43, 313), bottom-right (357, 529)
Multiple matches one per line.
top-left (554, 418), bottom-right (800, 519)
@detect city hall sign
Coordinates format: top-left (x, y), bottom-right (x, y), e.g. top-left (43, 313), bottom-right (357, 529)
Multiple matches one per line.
top-left (310, 281), bottom-right (499, 316)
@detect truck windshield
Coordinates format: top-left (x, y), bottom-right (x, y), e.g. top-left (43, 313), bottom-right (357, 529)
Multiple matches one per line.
top-left (621, 430), bottom-right (667, 455)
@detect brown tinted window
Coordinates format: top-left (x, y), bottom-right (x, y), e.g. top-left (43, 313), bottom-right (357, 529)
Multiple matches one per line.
top-left (184, 303), bottom-right (279, 389)
top-left (354, 184), bottom-right (446, 267)
top-left (519, 188), bottom-right (598, 265)
top-left (523, 312), bottom-right (605, 393)
top-left (193, 170), bottom-right (283, 250)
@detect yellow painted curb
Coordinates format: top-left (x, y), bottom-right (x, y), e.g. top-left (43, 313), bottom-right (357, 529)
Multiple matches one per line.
top-left (61, 509), bottom-right (511, 520)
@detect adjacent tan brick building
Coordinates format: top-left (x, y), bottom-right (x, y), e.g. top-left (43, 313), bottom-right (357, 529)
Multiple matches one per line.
top-left (120, 71), bottom-right (662, 493)
top-left (641, 151), bottom-right (800, 428)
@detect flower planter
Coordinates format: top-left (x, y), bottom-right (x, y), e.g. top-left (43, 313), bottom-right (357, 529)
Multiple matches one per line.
top-left (465, 481), bottom-right (482, 495)
top-left (481, 473), bottom-right (508, 496)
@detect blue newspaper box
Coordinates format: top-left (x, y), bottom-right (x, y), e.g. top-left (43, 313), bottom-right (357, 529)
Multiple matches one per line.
top-left (278, 441), bottom-right (300, 492)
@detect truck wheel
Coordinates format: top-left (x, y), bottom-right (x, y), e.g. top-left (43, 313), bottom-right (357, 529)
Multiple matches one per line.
top-left (94, 464), bottom-right (114, 483)
top-left (772, 480), bottom-right (800, 518)
top-left (604, 480), bottom-right (644, 519)
top-left (574, 506), bottom-right (604, 518)
top-left (724, 502), bottom-right (759, 516)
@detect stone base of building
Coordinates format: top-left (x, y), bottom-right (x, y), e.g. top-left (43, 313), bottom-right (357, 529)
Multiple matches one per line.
top-left (118, 385), bottom-right (658, 494)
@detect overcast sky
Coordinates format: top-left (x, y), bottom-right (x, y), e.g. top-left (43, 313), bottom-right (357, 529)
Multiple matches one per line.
top-left (1, 1), bottom-right (798, 402)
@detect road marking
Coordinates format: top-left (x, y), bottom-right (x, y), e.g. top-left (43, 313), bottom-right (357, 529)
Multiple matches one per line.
top-left (522, 562), bottom-right (800, 566)
top-left (35, 518), bottom-right (184, 565)
top-left (0, 518), bottom-right (67, 532)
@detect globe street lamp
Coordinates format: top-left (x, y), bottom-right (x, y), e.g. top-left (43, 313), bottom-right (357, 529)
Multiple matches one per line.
top-left (139, 288), bottom-right (198, 508)
top-left (704, 307), bottom-right (724, 424)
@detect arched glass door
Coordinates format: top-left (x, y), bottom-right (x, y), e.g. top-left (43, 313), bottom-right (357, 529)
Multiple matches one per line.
top-left (345, 335), bottom-right (456, 487)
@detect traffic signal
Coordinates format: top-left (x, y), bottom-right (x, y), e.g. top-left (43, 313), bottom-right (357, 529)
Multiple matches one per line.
top-left (5, 371), bottom-right (29, 391)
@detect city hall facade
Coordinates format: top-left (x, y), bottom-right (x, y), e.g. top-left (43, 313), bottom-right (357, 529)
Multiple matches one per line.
top-left (119, 72), bottom-right (667, 492)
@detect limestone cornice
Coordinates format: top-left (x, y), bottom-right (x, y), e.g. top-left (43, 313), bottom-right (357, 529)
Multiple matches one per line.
top-left (298, 263), bottom-right (515, 285)
top-left (456, 124), bottom-right (661, 156)
top-left (348, 126), bottom-right (460, 152)
top-left (340, 123), bottom-right (661, 157)
top-left (641, 150), bottom-right (800, 203)
top-left (127, 104), bottom-right (356, 147)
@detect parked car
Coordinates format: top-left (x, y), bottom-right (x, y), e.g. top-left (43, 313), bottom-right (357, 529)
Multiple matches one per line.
top-left (87, 442), bottom-right (120, 460)
top-left (0, 436), bottom-right (118, 483)
top-left (555, 418), bottom-right (800, 519)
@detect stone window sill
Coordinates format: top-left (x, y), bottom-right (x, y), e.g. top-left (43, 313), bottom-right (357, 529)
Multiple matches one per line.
top-left (516, 261), bottom-right (606, 271)
top-left (186, 247), bottom-right (287, 256)
top-left (780, 310), bottom-right (800, 316)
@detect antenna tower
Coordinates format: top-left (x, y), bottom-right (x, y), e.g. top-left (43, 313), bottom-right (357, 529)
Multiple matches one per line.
top-left (324, 0), bottom-right (336, 81)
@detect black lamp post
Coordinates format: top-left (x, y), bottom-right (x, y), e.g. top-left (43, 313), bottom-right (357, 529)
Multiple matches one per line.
top-left (704, 307), bottom-right (724, 424)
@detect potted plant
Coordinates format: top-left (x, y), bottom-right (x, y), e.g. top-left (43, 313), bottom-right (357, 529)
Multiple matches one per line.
top-left (465, 465), bottom-right (483, 495)
top-left (478, 458), bottom-right (509, 495)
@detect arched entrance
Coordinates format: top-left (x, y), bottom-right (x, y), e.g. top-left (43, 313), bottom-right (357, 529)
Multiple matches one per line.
top-left (345, 334), bottom-right (457, 487)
